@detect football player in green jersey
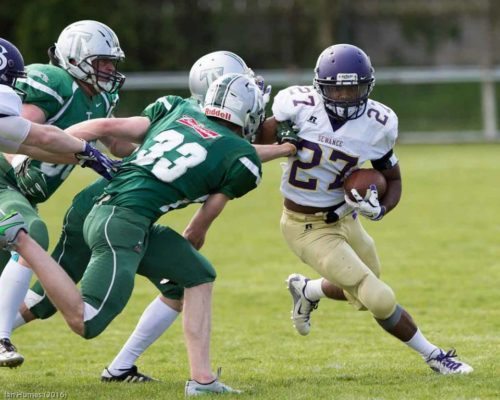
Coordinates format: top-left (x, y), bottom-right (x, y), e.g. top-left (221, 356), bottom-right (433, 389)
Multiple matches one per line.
top-left (6, 52), bottom-right (297, 386)
top-left (1, 73), bottom-right (267, 395)
top-left (0, 21), bottom-right (131, 367)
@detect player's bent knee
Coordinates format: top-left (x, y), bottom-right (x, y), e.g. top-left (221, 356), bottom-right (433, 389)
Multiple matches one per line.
top-left (357, 274), bottom-right (396, 320)
top-left (82, 301), bottom-right (122, 339)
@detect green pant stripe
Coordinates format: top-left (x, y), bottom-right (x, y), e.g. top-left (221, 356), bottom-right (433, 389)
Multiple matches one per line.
top-left (88, 205), bottom-right (119, 319)
top-left (55, 206), bottom-right (74, 264)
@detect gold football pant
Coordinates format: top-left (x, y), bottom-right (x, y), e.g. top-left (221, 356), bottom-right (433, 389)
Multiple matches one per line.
top-left (280, 208), bottom-right (396, 319)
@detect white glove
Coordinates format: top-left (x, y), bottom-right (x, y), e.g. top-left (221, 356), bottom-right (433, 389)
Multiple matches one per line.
top-left (262, 84), bottom-right (272, 108)
top-left (254, 74), bottom-right (272, 108)
top-left (344, 184), bottom-right (386, 221)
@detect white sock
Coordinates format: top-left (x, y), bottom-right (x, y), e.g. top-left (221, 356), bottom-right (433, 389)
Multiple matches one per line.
top-left (304, 278), bottom-right (325, 302)
top-left (12, 312), bottom-right (26, 330)
top-left (404, 328), bottom-right (440, 359)
top-left (0, 256), bottom-right (33, 339)
top-left (107, 297), bottom-right (179, 374)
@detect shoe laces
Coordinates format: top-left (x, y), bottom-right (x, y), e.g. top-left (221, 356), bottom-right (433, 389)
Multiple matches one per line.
top-left (0, 338), bottom-right (16, 352)
top-left (433, 349), bottom-right (463, 370)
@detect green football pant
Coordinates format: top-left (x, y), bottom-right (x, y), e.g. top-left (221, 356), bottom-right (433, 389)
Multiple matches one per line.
top-left (28, 204), bottom-right (215, 338)
top-left (0, 187), bottom-right (49, 272)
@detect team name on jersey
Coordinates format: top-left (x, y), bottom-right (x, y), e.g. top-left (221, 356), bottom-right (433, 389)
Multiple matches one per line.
top-left (177, 116), bottom-right (220, 139)
top-left (318, 134), bottom-right (343, 147)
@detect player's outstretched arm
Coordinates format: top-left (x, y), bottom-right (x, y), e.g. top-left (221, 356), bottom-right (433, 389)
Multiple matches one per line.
top-left (20, 122), bottom-right (86, 156)
top-left (66, 117), bottom-right (151, 144)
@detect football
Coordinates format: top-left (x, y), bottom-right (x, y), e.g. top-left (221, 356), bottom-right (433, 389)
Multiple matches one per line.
top-left (343, 169), bottom-right (387, 201)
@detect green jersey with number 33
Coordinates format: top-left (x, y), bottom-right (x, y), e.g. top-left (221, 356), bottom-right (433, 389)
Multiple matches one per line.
top-left (103, 95), bottom-right (262, 222)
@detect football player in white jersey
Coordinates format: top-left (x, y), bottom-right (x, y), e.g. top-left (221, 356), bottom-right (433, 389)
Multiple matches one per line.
top-left (0, 38), bottom-right (114, 165)
top-left (257, 44), bottom-right (473, 375)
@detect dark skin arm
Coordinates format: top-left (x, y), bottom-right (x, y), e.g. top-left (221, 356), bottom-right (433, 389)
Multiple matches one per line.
top-left (379, 163), bottom-right (402, 214)
top-left (253, 116), bottom-right (279, 144)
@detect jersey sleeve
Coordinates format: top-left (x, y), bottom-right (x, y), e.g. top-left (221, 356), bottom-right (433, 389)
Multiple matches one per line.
top-left (141, 95), bottom-right (184, 123)
top-left (218, 148), bottom-right (262, 199)
top-left (367, 101), bottom-right (399, 161)
top-left (272, 85), bottom-right (318, 126)
top-left (0, 86), bottom-right (23, 116)
top-left (16, 65), bottom-right (73, 119)
top-left (272, 87), bottom-right (296, 122)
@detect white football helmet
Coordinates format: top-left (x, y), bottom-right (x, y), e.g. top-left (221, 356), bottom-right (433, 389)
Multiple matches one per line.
top-left (189, 51), bottom-right (253, 103)
top-left (203, 73), bottom-right (265, 139)
top-left (54, 20), bottom-right (125, 93)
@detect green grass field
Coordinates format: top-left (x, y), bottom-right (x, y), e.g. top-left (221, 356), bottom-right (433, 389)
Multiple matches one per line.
top-left (1, 144), bottom-right (499, 399)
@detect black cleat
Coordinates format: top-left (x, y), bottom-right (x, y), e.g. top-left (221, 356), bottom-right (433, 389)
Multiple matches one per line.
top-left (101, 365), bottom-right (157, 382)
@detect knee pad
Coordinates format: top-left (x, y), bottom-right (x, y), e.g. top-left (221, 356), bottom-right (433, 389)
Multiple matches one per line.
top-left (357, 274), bottom-right (396, 320)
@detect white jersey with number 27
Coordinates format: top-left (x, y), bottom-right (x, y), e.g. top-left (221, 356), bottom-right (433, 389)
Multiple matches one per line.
top-left (272, 85), bottom-right (398, 208)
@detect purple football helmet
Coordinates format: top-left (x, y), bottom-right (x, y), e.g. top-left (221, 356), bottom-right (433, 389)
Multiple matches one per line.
top-left (0, 38), bottom-right (27, 90)
top-left (313, 44), bottom-right (375, 121)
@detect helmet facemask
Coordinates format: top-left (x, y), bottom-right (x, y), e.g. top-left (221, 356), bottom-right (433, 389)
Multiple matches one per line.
top-left (76, 56), bottom-right (125, 94)
top-left (315, 79), bottom-right (373, 120)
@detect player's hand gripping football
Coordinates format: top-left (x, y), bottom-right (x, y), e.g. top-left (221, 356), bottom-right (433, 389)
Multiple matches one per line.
top-left (76, 142), bottom-right (121, 180)
top-left (345, 184), bottom-right (386, 221)
top-left (276, 120), bottom-right (299, 155)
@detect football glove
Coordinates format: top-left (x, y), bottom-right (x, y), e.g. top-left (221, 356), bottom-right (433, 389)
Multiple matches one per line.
top-left (276, 121), bottom-right (299, 146)
top-left (345, 184), bottom-right (386, 221)
top-left (15, 158), bottom-right (49, 203)
top-left (76, 142), bottom-right (121, 180)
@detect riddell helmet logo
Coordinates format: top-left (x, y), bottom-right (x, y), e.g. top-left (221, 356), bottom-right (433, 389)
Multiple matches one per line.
top-left (205, 107), bottom-right (231, 121)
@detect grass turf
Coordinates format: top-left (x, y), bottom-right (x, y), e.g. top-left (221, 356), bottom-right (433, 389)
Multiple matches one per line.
top-left (1, 143), bottom-right (499, 399)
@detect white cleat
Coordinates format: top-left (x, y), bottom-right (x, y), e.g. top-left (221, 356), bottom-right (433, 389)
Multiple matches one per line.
top-left (426, 349), bottom-right (473, 375)
top-left (0, 338), bottom-right (24, 368)
top-left (185, 367), bottom-right (241, 396)
top-left (286, 273), bottom-right (319, 336)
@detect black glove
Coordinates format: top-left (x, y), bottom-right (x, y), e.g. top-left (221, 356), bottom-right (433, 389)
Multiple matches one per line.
top-left (276, 120), bottom-right (299, 146)
top-left (76, 142), bottom-right (121, 180)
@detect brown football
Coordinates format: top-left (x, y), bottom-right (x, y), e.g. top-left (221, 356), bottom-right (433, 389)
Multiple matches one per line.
top-left (343, 169), bottom-right (387, 201)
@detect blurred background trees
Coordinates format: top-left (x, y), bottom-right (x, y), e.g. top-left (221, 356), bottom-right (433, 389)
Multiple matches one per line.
top-left (3, 0), bottom-right (500, 138)
top-left (3, 0), bottom-right (499, 71)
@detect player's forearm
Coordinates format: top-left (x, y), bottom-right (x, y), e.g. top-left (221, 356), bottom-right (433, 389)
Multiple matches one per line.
top-left (380, 164), bottom-right (402, 214)
top-left (24, 123), bottom-right (85, 154)
top-left (253, 143), bottom-right (296, 163)
top-left (17, 143), bottom-right (79, 164)
top-left (183, 193), bottom-right (230, 249)
top-left (66, 117), bottom-right (150, 143)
